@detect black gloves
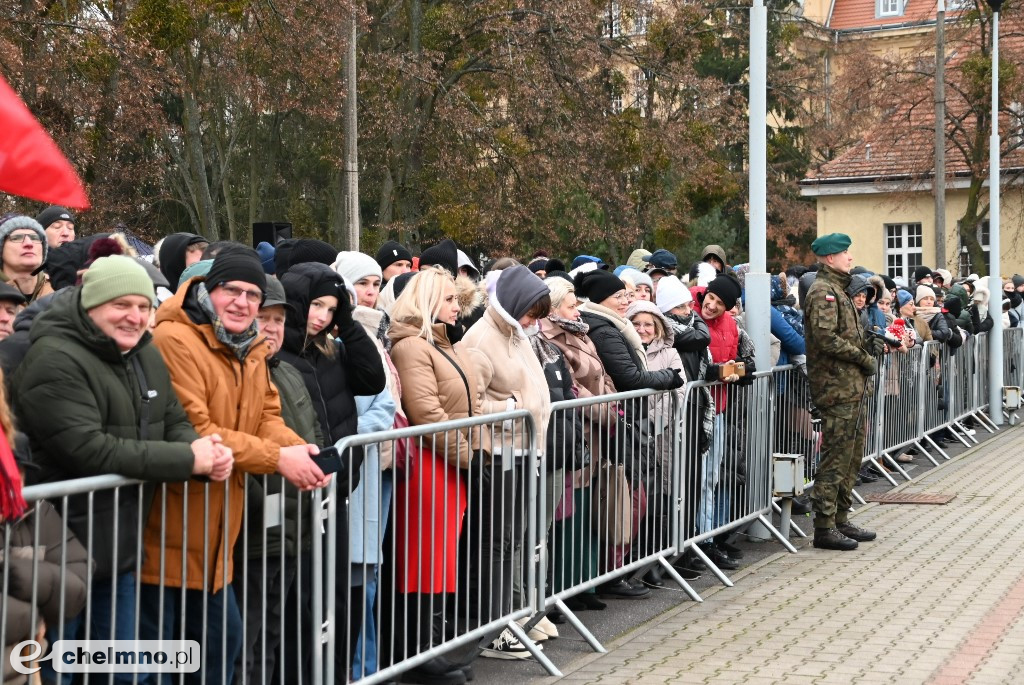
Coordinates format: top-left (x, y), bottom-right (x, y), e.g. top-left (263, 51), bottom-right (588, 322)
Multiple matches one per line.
top-left (669, 368), bottom-right (685, 389)
top-left (335, 293), bottom-right (356, 331)
top-left (867, 336), bottom-right (887, 357)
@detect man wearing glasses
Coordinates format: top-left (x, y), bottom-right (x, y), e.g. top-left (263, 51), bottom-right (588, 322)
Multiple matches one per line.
top-left (139, 246), bottom-right (329, 684)
top-left (0, 214), bottom-right (53, 303)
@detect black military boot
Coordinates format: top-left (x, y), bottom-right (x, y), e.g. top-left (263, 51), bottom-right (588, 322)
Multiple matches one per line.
top-left (813, 527), bottom-right (859, 551)
top-left (837, 521), bottom-right (877, 542)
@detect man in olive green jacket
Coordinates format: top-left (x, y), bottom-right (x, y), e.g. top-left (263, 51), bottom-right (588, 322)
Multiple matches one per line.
top-left (804, 235), bottom-right (885, 551)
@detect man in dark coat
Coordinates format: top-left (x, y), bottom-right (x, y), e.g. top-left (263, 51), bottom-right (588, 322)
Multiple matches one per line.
top-left (14, 255), bottom-right (232, 683)
top-left (237, 276), bottom-right (324, 685)
top-left (804, 234), bottom-right (885, 550)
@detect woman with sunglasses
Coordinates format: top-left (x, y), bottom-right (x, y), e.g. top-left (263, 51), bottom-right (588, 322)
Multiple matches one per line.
top-left (0, 215), bottom-right (53, 304)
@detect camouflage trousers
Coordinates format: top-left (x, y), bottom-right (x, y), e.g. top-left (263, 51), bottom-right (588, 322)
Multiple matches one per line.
top-left (810, 400), bottom-right (866, 529)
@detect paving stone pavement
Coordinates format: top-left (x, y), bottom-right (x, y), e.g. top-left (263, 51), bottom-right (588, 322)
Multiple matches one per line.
top-left (523, 425), bottom-right (1024, 685)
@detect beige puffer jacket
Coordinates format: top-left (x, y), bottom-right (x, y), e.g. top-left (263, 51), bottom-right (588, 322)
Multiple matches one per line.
top-left (460, 301), bottom-right (551, 457)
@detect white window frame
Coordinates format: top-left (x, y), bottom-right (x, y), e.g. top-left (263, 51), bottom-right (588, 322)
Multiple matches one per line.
top-left (877, 0), bottom-right (903, 17)
top-left (634, 0), bottom-right (653, 36)
top-left (609, 2), bottom-right (622, 38)
top-left (610, 90), bottom-right (623, 115)
top-left (633, 69), bottom-right (649, 116)
top-left (884, 223), bottom-right (923, 282)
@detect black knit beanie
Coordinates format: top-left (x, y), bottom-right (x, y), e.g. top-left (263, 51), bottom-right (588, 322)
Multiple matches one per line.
top-left (913, 265), bottom-right (933, 282)
top-left (376, 240), bottom-right (413, 270)
top-left (205, 247), bottom-right (267, 292)
top-left (288, 239), bottom-right (336, 268)
top-left (705, 273), bottom-right (742, 310)
top-left (545, 258), bottom-right (566, 273)
top-left (391, 271), bottom-right (416, 299)
top-left (418, 239), bottom-right (460, 277)
top-left (573, 269), bottom-right (624, 304)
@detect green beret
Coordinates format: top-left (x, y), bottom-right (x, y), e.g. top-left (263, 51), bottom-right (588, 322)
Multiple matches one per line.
top-left (811, 232), bottom-right (852, 256)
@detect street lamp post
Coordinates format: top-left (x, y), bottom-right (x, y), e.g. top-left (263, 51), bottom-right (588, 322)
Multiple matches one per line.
top-left (745, 0), bottom-right (771, 372)
top-left (986, 0), bottom-right (1003, 426)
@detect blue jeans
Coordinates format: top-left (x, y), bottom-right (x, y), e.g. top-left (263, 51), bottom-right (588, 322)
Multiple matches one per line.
top-left (698, 414), bottom-right (726, 534)
top-left (137, 583), bottom-right (242, 685)
top-left (41, 572), bottom-right (137, 685)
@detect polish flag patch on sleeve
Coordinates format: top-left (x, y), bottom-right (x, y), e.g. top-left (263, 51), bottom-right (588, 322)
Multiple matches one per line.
top-left (825, 294), bottom-right (835, 302)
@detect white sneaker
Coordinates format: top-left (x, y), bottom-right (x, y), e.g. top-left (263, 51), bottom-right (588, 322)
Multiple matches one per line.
top-left (516, 616), bottom-right (559, 641)
top-left (534, 616), bottom-right (559, 640)
top-left (481, 628), bottom-right (537, 660)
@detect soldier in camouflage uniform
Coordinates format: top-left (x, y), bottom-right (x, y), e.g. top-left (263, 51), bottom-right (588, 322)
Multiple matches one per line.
top-left (804, 233), bottom-right (887, 550)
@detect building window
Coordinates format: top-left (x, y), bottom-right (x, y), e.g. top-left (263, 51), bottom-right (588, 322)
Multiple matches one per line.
top-left (634, 0), bottom-right (653, 35)
top-left (633, 69), bottom-right (649, 116)
top-left (1010, 101), bottom-right (1024, 147)
top-left (958, 220), bottom-right (991, 276)
top-left (885, 223), bottom-right (923, 282)
top-left (610, 91), bottom-right (623, 115)
top-left (607, 2), bottom-right (622, 38)
top-left (877, 0), bottom-right (902, 17)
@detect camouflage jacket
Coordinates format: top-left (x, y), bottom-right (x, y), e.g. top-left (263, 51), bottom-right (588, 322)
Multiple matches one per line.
top-left (804, 265), bottom-right (873, 408)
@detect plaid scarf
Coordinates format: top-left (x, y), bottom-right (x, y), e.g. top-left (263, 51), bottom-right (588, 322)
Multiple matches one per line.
top-left (196, 282), bottom-right (260, 360)
top-left (528, 326), bottom-right (560, 366)
top-left (549, 314), bottom-right (589, 337)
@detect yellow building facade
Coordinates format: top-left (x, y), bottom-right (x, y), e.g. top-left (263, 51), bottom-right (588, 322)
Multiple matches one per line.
top-left (802, 180), bottom-right (1024, 279)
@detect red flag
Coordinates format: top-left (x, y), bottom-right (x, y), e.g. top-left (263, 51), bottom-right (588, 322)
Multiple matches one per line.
top-left (0, 76), bottom-right (89, 209)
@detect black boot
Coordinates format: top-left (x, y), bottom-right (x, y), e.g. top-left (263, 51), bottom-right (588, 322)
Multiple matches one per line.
top-left (812, 528), bottom-right (858, 551)
top-left (837, 521), bottom-right (876, 542)
top-left (790, 494), bottom-right (812, 515)
top-left (641, 563), bottom-right (665, 587)
top-left (399, 595), bottom-right (468, 684)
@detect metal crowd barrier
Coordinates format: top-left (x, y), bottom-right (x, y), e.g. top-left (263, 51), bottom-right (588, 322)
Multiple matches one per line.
top-left (3, 471), bottom-right (325, 685)
top-left (540, 388), bottom-right (691, 652)
top-left (1003, 327), bottom-right (1024, 389)
top-left (11, 327), bottom-right (1023, 684)
top-left (323, 410), bottom-right (546, 685)
top-left (675, 372), bottom-right (794, 587)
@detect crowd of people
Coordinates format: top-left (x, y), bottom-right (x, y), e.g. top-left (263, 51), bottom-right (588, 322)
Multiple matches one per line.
top-left (1, 205), bottom-right (1020, 685)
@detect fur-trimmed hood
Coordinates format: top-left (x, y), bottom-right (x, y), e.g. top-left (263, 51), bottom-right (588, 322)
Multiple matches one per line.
top-left (455, 273), bottom-right (486, 319)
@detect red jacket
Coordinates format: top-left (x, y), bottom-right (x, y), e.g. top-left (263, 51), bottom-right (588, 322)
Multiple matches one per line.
top-left (703, 312), bottom-right (738, 414)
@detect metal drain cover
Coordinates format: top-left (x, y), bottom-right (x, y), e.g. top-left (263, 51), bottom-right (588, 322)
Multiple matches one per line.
top-left (864, 493), bottom-right (957, 504)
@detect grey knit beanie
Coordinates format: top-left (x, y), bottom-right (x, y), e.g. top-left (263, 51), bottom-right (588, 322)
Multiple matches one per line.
top-left (0, 215), bottom-right (49, 264)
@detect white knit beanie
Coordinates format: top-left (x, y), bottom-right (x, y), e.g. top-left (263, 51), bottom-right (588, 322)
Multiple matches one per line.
top-left (331, 251), bottom-right (382, 285)
top-left (655, 275), bottom-right (692, 314)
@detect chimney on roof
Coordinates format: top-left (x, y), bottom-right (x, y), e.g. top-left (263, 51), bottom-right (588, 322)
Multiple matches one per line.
top-left (865, 143), bottom-right (872, 161)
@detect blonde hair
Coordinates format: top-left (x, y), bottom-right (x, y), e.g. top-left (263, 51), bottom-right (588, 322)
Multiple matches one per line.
top-left (545, 278), bottom-right (575, 308)
top-left (0, 368), bottom-right (13, 437)
top-left (390, 266), bottom-right (456, 340)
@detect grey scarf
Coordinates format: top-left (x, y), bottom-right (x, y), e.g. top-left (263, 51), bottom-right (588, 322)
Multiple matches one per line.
top-left (196, 282), bottom-right (260, 360)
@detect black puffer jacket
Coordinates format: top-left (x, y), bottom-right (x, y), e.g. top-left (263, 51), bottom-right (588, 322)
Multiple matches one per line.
top-left (277, 262), bottom-right (387, 445)
top-left (538, 339), bottom-right (589, 472)
top-left (579, 305), bottom-right (681, 393)
top-left (665, 310), bottom-right (711, 382)
top-left (0, 288), bottom-right (59, 393)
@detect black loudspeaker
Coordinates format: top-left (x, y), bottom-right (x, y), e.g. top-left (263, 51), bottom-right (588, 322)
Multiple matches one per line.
top-left (252, 222), bottom-right (293, 248)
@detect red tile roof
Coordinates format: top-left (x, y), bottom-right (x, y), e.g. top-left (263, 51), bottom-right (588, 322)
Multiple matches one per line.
top-left (803, 27), bottom-right (1024, 184)
top-left (829, 0), bottom-right (938, 31)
